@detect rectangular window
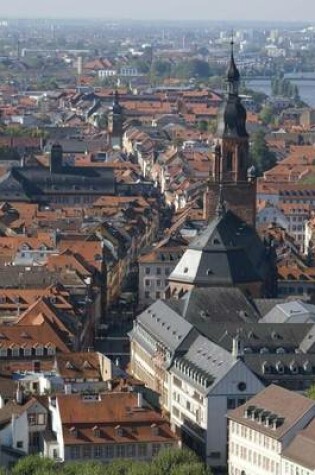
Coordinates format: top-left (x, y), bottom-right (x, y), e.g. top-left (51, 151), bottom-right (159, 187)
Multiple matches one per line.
top-left (156, 292), bottom-right (161, 299)
top-left (173, 376), bottom-right (182, 388)
top-left (16, 441), bottom-right (23, 449)
top-left (145, 279), bottom-right (150, 287)
top-left (138, 444), bottom-right (147, 457)
top-left (210, 452), bottom-right (221, 459)
top-left (94, 446), bottom-right (102, 458)
top-left (70, 446), bottom-right (80, 459)
top-left (152, 443), bottom-right (160, 456)
top-left (126, 444), bottom-right (136, 458)
top-left (144, 291), bottom-right (150, 299)
top-left (227, 398), bottom-right (236, 410)
top-left (116, 445), bottom-right (126, 458)
top-left (37, 413), bottom-right (46, 425)
top-left (156, 267), bottom-right (161, 275)
top-left (145, 268), bottom-right (150, 275)
top-left (156, 280), bottom-right (161, 287)
top-left (28, 414), bottom-right (36, 426)
top-left (105, 445), bottom-right (114, 458)
top-left (83, 446), bottom-right (91, 458)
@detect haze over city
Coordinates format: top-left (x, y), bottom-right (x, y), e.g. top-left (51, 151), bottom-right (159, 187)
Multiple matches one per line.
top-left (1, 0), bottom-right (315, 22)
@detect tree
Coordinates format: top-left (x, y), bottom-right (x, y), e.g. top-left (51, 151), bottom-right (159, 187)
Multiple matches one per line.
top-left (11, 455), bottom-right (56, 475)
top-left (250, 129), bottom-right (277, 176)
top-left (307, 385), bottom-right (315, 400)
top-left (174, 59), bottom-right (210, 79)
top-left (259, 105), bottom-right (274, 126)
top-left (152, 447), bottom-right (206, 474)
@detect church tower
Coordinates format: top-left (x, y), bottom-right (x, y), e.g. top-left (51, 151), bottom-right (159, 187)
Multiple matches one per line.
top-left (205, 41), bottom-right (257, 226)
top-left (108, 90), bottom-right (124, 149)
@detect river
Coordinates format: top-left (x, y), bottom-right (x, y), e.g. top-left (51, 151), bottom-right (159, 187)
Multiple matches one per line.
top-left (246, 78), bottom-right (315, 107)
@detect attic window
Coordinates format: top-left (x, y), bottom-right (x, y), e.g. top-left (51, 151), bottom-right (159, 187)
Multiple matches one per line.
top-left (276, 362), bottom-right (284, 374)
top-left (206, 269), bottom-right (213, 276)
top-left (92, 425), bottom-right (101, 437)
top-left (69, 426), bottom-right (78, 437)
top-left (213, 239), bottom-right (220, 245)
top-left (66, 361), bottom-right (74, 369)
top-left (151, 423), bottom-right (159, 436)
top-left (276, 347), bottom-right (286, 355)
top-left (82, 360), bottom-right (92, 369)
top-left (260, 347), bottom-right (269, 355)
top-left (115, 425), bottom-right (123, 437)
top-left (183, 267), bottom-right (188, 273)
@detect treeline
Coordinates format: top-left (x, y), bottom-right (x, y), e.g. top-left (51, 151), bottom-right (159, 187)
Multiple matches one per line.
top-left (4, 448), bottom-right (213, 475)
top-left (271, 75), bottom-right (300, 100)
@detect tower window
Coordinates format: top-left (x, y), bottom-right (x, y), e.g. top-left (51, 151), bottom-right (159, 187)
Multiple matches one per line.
top-left (226, 151), bottom-right (233, 171)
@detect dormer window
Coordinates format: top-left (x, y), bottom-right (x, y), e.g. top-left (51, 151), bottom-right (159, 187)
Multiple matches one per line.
top-left (262, 361), bottom-right (271, 374)
top-left (36, 346), bottom-right (44, 356)
top-left (276, 361), bottom-right (284, 374)
top-left (290, 361), bottom-right (298, 374)
top-left (69, 426), bottom-right (78, 438)
top-left (115, 425), bottom-right (123, 437)
top-left (276, 347), bottom-right (286, 355)
top-left (260, 347), bottom-right (269, 355)
top-left (66, 361), bottom-right (74, 369)
top-left (92, 425), bottom-right (101, 438)
top-left (303, 361), bottom-right (311, 373)
top-left (24, 347), bottom-right (32, 357)
top-left (151, 423), bottom-right (159, 436)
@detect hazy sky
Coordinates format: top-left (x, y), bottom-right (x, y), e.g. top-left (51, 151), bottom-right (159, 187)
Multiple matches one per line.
top-left (0, 0), bottom-right (315, 22)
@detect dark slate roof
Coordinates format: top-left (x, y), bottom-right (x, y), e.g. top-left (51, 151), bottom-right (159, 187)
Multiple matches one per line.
top-left (179, 287), bottom-right (260, 324)
top-left (188, 322), bottom-right (314, 354)
top-left (243, 353), bottom-right (315, 385)
top-left (134, 300), bottom-right (194, 353)
top-left (0, 166), bottom-right (115, 200)
top-left (170, 210), bottom-right (269, 286)
top-left (253, 298), bottom-right (288, 317)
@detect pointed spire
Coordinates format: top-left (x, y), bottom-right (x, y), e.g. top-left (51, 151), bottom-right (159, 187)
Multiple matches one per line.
top-left (216, 183), bottom-right (226, 217)
top-left (227, 33), bottom-right (240, 89)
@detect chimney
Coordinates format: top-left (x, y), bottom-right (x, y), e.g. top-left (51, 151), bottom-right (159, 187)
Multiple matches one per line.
top-left (232, 334), bottom-right (243, 359)
top-left (137, 392), bottom-right (143, 409)
top-left (50, 143), bottom-right (63, 174)
top-left (16, 382), bottom-right (24, 405)
top-left (64, 384), bottom-right (72, 395)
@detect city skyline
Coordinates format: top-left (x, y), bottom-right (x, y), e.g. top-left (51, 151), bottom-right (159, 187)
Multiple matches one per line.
top-left (1, 0), bottom-right (315, 22)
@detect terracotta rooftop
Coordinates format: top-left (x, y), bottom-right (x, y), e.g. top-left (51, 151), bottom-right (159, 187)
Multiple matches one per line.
top-left (282, 418), bottom-right (315, 469)
top-left (228, 384), bottom-right (315, 441)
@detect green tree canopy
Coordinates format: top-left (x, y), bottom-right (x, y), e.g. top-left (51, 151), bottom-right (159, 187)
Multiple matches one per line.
top-left (9, 448), bottom-right (212, 475)
top-left (250, 129), bottom-right (277, 176)
top-left (174, 59), bottom-right (211, 79)
top-left (11, 455), bottom-right (56, 475)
